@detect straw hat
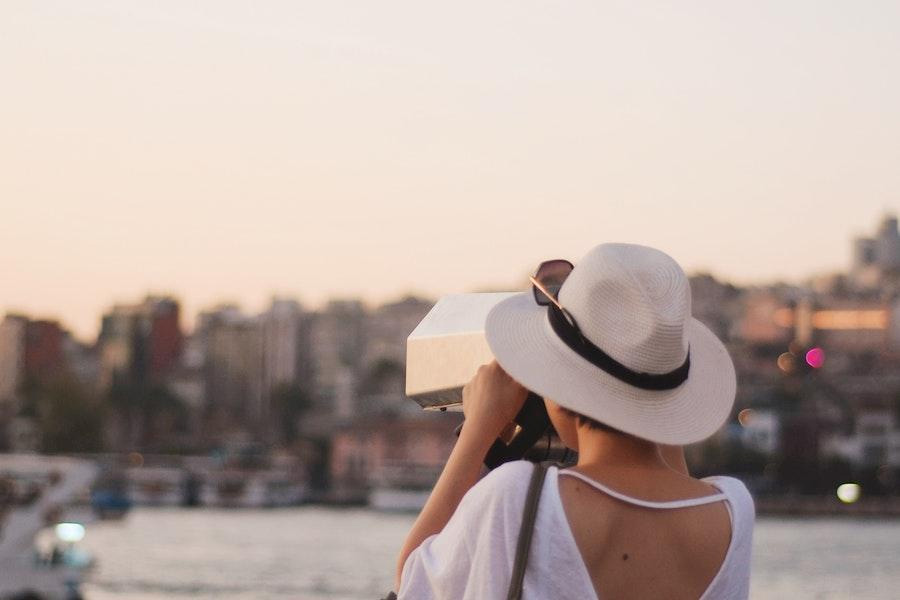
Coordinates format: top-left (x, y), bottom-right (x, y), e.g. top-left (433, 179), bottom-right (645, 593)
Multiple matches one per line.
top-left (484, 243), bottom-right (736, 445)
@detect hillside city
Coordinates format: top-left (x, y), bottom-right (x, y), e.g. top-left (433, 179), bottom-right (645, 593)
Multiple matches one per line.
top-left (1, 215), bottom-right (899, 506)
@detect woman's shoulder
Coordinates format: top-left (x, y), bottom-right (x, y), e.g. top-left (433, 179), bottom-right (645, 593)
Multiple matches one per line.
top-left (450, 460), bottom-right (545, 523)
top-left (481, 459), bottom-right (538, 486)
top-left (701, 475), bottom-right (754, 502)
top-left (462, 460), bottom-right (537, 505)
top-left (411, 461), bottom-right (543, 565)
top-left (701, 475), bottom-right (756, 524)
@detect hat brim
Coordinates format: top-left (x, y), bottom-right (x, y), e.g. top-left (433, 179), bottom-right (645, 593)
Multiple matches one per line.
top-left (485, 293), bottom-right (736, 445)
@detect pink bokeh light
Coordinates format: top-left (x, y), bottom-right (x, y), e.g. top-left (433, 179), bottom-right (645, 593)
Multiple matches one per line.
top-left (805, 347), bottom-right (825, 368)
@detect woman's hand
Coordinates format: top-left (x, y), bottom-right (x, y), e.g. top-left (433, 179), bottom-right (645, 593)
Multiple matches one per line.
top-left (460, 360), bottom-right (528, 447)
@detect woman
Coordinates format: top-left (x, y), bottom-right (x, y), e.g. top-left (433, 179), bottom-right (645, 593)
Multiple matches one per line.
top-left (395, 243), bottom-right (754, 599)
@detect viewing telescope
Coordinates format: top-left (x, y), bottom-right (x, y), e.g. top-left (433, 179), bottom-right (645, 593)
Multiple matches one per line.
top-left (405, 293), bottom-right (575, 469)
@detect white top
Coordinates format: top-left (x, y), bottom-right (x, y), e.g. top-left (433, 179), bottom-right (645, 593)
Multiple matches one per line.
top-left (398, 461), bottom-right (754, 600)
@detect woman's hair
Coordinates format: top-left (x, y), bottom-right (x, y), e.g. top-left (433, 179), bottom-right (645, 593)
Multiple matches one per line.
top-left (561, 407), bottom-right (628, 436)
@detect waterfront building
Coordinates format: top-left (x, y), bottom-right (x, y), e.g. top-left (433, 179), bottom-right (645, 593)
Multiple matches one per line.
top-left (97, 304), bottom-right (138, 389)
top-left (822, 408), bottom-right (900, 469)
top-left (689, 274), bottom-right (743, 343)
top-left (23, 319), bottom-right (66, 381)
top-left (97, 295), bottom-right (183, 389)
top-left (260, 298), bottom-right (315, 412)
top-left (0, 313), bottom-right (104, 451)
top-left (818, 302), bottom-right (894, 353)
top-left (363, 296), bottom-right (433, 368)
top-left (0, 315), bottom-right (27, 449)
top-left (851, 214), bottom-right (900, 289)
top-left (735, 289), bottom-right (795, 346)
top-left (308, 300), bottom-right (367, 416)
top-left (147, 297), bottom-right (182, 378)
top-left (329, 413), bottom-right (461, 503)
top-left (166, 333), bottom-right (207, 437)
top-left (196, 305), bottom-right (264, 438)
top-left (0, 315), bottom-right (26, 416)
top-left (360, 296), bottom-right (433, 415)
top-left (62, 336), bottom-right (100, 391)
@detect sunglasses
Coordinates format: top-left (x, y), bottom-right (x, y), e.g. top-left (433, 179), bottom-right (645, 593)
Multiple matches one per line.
top-left (529, 259), bottom-right (573, 309)
top-left (528, 259), bottom-right (587, 335)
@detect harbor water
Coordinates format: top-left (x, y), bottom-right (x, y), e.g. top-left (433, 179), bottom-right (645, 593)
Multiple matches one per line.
top-left (79, 508), bottom-right (900, 599)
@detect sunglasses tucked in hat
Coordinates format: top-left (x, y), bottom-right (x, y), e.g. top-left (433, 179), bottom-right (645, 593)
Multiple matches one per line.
top-left (484, 243), bottom-right (736, 446)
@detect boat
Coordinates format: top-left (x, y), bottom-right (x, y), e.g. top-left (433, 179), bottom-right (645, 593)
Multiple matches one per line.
top-left (125, 466), bottom-right (187, 506)
top-left (199, 470), bottom-right (307, 508)
top-left (0, 454), bottom-right (101, 600)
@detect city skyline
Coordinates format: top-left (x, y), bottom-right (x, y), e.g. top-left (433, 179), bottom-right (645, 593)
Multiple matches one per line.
top-left (3, 211), bottom-right (896, 345)
top-left (2, 210), bottom-right (897, 343)
top-left (3, 2), bottom-right (900, 339)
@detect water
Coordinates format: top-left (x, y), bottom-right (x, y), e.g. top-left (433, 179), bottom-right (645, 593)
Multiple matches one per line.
top-left (80, 508), bottom-right (900, 599)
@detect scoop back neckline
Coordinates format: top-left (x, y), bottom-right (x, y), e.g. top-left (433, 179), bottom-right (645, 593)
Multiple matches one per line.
top-left (557, 468), bottom-right (729, 509)
top-left (549, 466), bottom-right (738, 600)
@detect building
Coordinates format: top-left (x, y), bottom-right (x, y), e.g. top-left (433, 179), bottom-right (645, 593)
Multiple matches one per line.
top-left (0, 315), bottom-right (27, 443)
top-left (308, 300), bottom-right (367, 419)
top-left (735, 289), bottom-right (794, 346)
top-left (97, 303), bottom-right (139, 389)
top-left (689, 274), bottom-right (743, 343)
top-left (822, 408), bottom-right (900, 469)
top-left (196, 305), bottom-right (264, 435)
top-left (360, 296), bottom-right (433, 414)
top-left (0, 315), bottom-right (70, 390)
top-left (363, 296), bottom-right (433, 368)
top-left (329, 413), bottom-right (461, 501)
top-left (62, 336), bottom-right (100, 391)
top-left (852, 214), bottom-right (900, 289)
top-left (147, 298), bottom-right (182, 378)
top-left (97, 296), bottom-right (183, 389)
top-left (0, 314), bottom-right (91, 451)
top-left (23, 320), bottom-right (65, 381)
top-left (166, 332), bottom-right (207, 437)
top-left (260, 298), bottom-right (314, 405)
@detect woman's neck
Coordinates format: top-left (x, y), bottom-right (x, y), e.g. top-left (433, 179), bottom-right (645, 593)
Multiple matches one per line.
top-left (574, 427), bottom-right (672, 472)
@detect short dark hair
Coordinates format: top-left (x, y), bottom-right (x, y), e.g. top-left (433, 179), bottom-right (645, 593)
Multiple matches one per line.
top-left (561, 407), bottom-right (627, 436)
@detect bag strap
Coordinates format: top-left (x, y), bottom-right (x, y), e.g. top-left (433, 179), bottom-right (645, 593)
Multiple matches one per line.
top-left (507, 461), bottom-right (550, 600)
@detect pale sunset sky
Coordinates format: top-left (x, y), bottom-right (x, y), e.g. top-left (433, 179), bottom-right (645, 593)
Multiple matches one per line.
top-left (2, 1), bottom-right (899, 340)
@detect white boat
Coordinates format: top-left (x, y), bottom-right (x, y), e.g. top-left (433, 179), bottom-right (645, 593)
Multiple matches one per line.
top-left (0, 454), bottom-right (98, 600)
top-left (199, 471), bottom-right (306, 508)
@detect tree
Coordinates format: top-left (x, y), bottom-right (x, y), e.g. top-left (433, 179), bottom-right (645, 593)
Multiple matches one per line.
top-left (25, 375), bottom-right (107, 453)
top-left (106, 378), bottom-right (190, 452)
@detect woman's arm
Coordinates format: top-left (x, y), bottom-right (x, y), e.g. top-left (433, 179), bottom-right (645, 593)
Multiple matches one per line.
top-left (394, 361), bottom-right (527, 589)
top-left (393, 425), bottom-right (491, 587)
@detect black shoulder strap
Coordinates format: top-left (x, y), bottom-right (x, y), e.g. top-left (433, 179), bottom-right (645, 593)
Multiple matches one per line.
top-left (507, 462), bottom-right (550, 600)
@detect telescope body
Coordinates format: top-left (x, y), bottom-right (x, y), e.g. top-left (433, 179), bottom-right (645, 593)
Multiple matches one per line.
top-left (405, 292), bottom-right (517, 410)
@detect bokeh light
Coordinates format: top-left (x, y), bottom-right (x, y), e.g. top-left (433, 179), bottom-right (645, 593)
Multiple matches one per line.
top-left (737, 408), bottom-right (754, 427)
top-left (836, 483), bottom-right (861, 504)
top-left (55, 522), bottom-right (86, 543)
top-left (128, 452), bottom-right (144, 468)
top-left (805, 347), bottom-right (825, 368)
top-left (777, 352), bottom-right (795, 373)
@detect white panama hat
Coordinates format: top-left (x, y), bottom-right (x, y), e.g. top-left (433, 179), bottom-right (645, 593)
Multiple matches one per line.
top-left (484, 243), bottom-right (736, 446)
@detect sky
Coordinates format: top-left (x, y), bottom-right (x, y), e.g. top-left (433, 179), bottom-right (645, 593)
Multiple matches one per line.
top-left (2, 1), bottom-right (899, 340)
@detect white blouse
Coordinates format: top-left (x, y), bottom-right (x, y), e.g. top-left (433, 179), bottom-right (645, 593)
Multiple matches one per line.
top-left (399, 460), bottom-right (754, 599)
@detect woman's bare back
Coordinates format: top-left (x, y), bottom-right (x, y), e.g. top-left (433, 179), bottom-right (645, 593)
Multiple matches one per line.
top-left (558, 467), bottom-right (732, 600)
